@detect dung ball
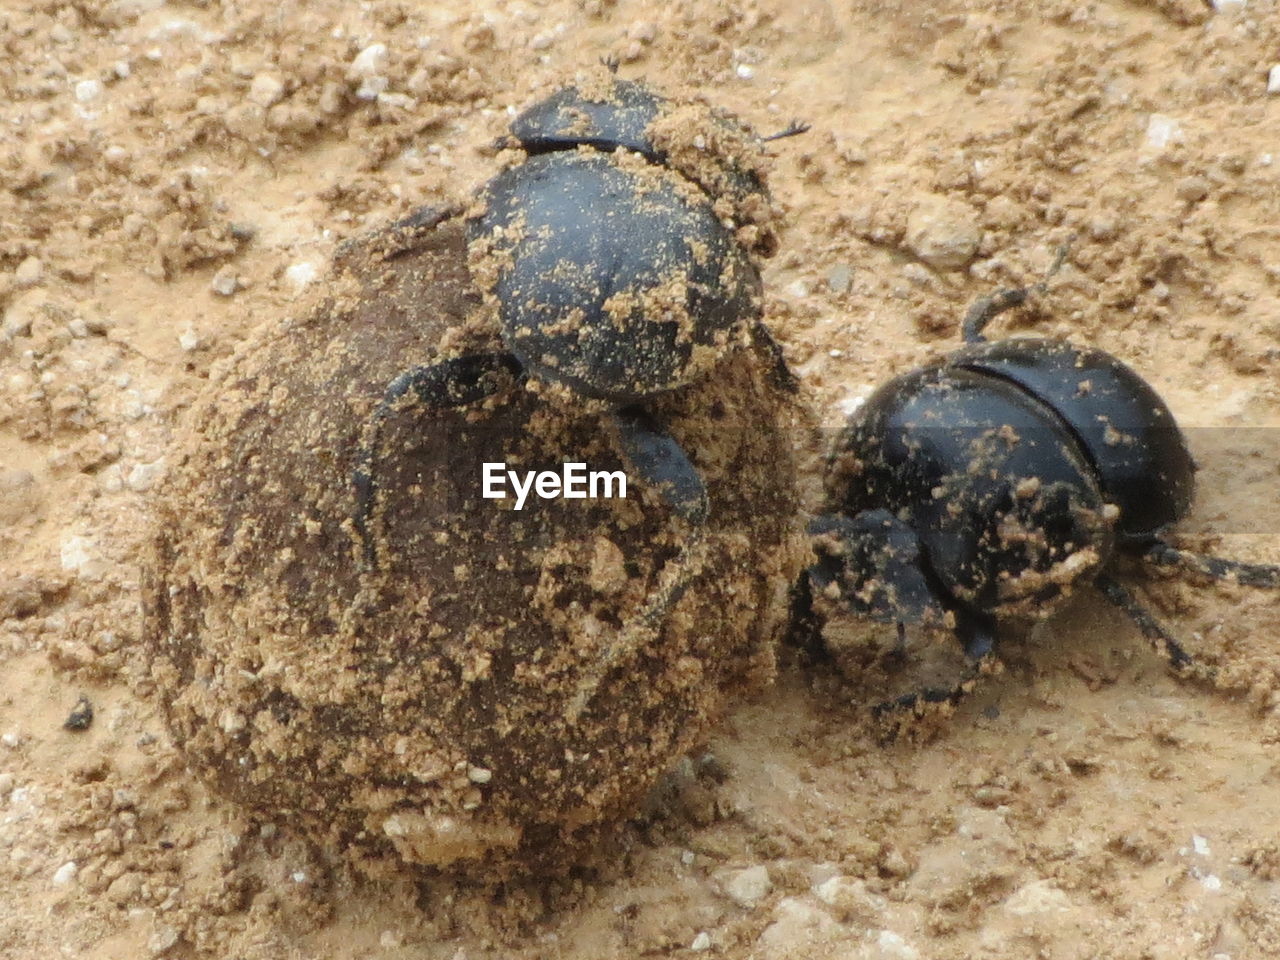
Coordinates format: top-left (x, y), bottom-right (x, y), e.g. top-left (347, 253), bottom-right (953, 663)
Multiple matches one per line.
top-left (140, 212), bottom-right (802, 876)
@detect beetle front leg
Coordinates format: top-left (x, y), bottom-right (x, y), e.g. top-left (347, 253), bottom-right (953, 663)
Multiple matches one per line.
top-left (961, 241), bottom-right (1073, 343)
top-left (563, 408), bottom-right (708, 723)
top-left (352, 352), bottom-right (522, 567)
top-left (871, 612), bottom-right (1001, 738)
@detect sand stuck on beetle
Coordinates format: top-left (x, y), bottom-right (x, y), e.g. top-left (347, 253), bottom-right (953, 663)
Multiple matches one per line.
top-left (3, 2), bottom-right (1280, 958)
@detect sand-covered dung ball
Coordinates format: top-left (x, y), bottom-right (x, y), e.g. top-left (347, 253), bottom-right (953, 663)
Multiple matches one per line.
top-left (140, 212), bottom-right (802, 875)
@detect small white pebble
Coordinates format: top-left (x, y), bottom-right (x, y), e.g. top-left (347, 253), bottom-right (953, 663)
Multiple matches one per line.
top-left (2, 732), bottom-right (21, 749)
top-left (1192, 834), bottom-right (1210, 856)
top-left (467, 765), bottom-right (492, 784)
top-left (681, 850), bottom-right (696, 866)
top-left (248, 73), bottom-right (284, 108)
top-left (838, 393), bottom-right (868, 416)
top-left (52, 861), bottom-right (78, 886)
top-left (786, 279), bottom-right (809, 299)
top-left (690, 932), bottom-right (711, 951)
top-left (1260, 153), bottom-right (1273, 166)
top-left (148, 925), bottom-right (180, 955)
top-left (114, 61), bottom-right (131, 79)
top-left (60, 535), bottom-right (108, 579)
top-left (717, 865), bottom-right (772, 908)
top-left (1146, 114), bottom-right (1182, 150)
top-left (529, 31), bottom-right (555, 50)
top-left (126, 460), bottom-right (165, 493)
top-left (1268, 65), bottom-right (1280, 95)
top-left (74, 79), bottom-right (103, 103)
top-left (1201, 873), bottom-right (1222, 891)
top-left (349, 42), bottom-right (388, 77)
top-left (285, 261), bottom-right (319, 290)
top-left (211, 267), bottom-right (239, 296)
top-left (736, 63), bottom-right (755, 80)
top-left (829, 349), bottom-right (844, 358)
top-left (178, 329), bottom-right (202, 352)
top-left (376, 91), bottom-right (415, 111)
top-left (14, 256), bottom-right (43, 287)
top-left (826, 263), bottom-right (854, 294)
top-left (291, 870), bottom-right (307, 883)
top-left (356, 76), bottom-right (389, 101)
top-left (1210, 0), bottom-right (1246, 9)
top-left (874, 930), bottom-right (921, 960)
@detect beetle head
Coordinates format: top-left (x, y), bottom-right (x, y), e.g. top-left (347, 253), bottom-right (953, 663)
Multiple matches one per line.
top-left (807, 509), bottom-right (949, 627)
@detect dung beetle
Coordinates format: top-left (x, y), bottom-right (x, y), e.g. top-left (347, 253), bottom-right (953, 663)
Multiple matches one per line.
top-left (805, 253), bottom-right (1280, 721)
top-left (352, 69), bottom-right (803, 718)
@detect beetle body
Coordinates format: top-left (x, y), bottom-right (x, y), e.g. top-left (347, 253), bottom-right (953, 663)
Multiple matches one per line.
top-left (471, 149), bottom-right (759, 401)
top-left (807, 281), bottom-right (1280, 719)
top-left (825, 337), bottom-right (1195, 622)
top-left (467, 74), bottom-right (778, 403)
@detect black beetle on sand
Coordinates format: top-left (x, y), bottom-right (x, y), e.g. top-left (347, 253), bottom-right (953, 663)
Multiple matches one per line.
top-left (802, 249), bottom-right (1280, 724)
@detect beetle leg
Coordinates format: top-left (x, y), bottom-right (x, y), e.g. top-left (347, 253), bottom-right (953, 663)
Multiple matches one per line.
top-left (783, 573), bottom-right (834, 665)
top-left (1093, 572), bottom-right (1217, 683)
top-left (333, 204), bottom-right (463, 268)
top-left (961, 287), bottom-right (1034, 344)
top-left (761, 120), bottom-right (811, 142)
top-left (807, 510), bottom-right (949, 627)
top-left (961, 241), bottom-right (1074, 343)
top-left (352, 352), bottom-right (522, 567)
top-left (1142, 541), bottom-right (1280, 589)
top-left (871, 613), bottom-right (1000, 729)
top-left (564, 408), bottom-right (708, 723)
top-left (749, 319), bottom-right (800, 394)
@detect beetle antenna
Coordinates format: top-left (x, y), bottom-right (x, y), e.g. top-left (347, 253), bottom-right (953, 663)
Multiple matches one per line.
top-left (961, 236), bottom-right (1077, 343)
top-left (762, 120), bottom-right (811, 142)
top-left (1094, 572), bottom-right (1218, 683)
top-left (1143, 541), bottom-right (1280, 589)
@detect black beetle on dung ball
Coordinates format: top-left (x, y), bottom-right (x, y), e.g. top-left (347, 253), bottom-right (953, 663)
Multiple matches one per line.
top-left (141, 71), bottom-right (805, 876)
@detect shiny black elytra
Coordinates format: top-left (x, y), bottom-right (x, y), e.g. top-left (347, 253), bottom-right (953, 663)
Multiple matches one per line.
top-left (351, 73), bottom-right (802, 721)
top-left (805, 273), bottom-right (1280, 721)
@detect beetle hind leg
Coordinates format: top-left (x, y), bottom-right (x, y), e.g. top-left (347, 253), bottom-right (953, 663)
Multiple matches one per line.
top-left (564, 408), bottom-right (709, 724)
top-left (351, 352), bottom-right (522, 567)
top-left (961, 241), bottom-right (1074, 343)
top-left (1142, 541), bottom-right (1280, 589)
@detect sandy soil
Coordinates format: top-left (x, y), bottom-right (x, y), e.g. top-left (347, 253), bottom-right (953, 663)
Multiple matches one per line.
top-left (3, 0), bottom-right (1280, 957)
